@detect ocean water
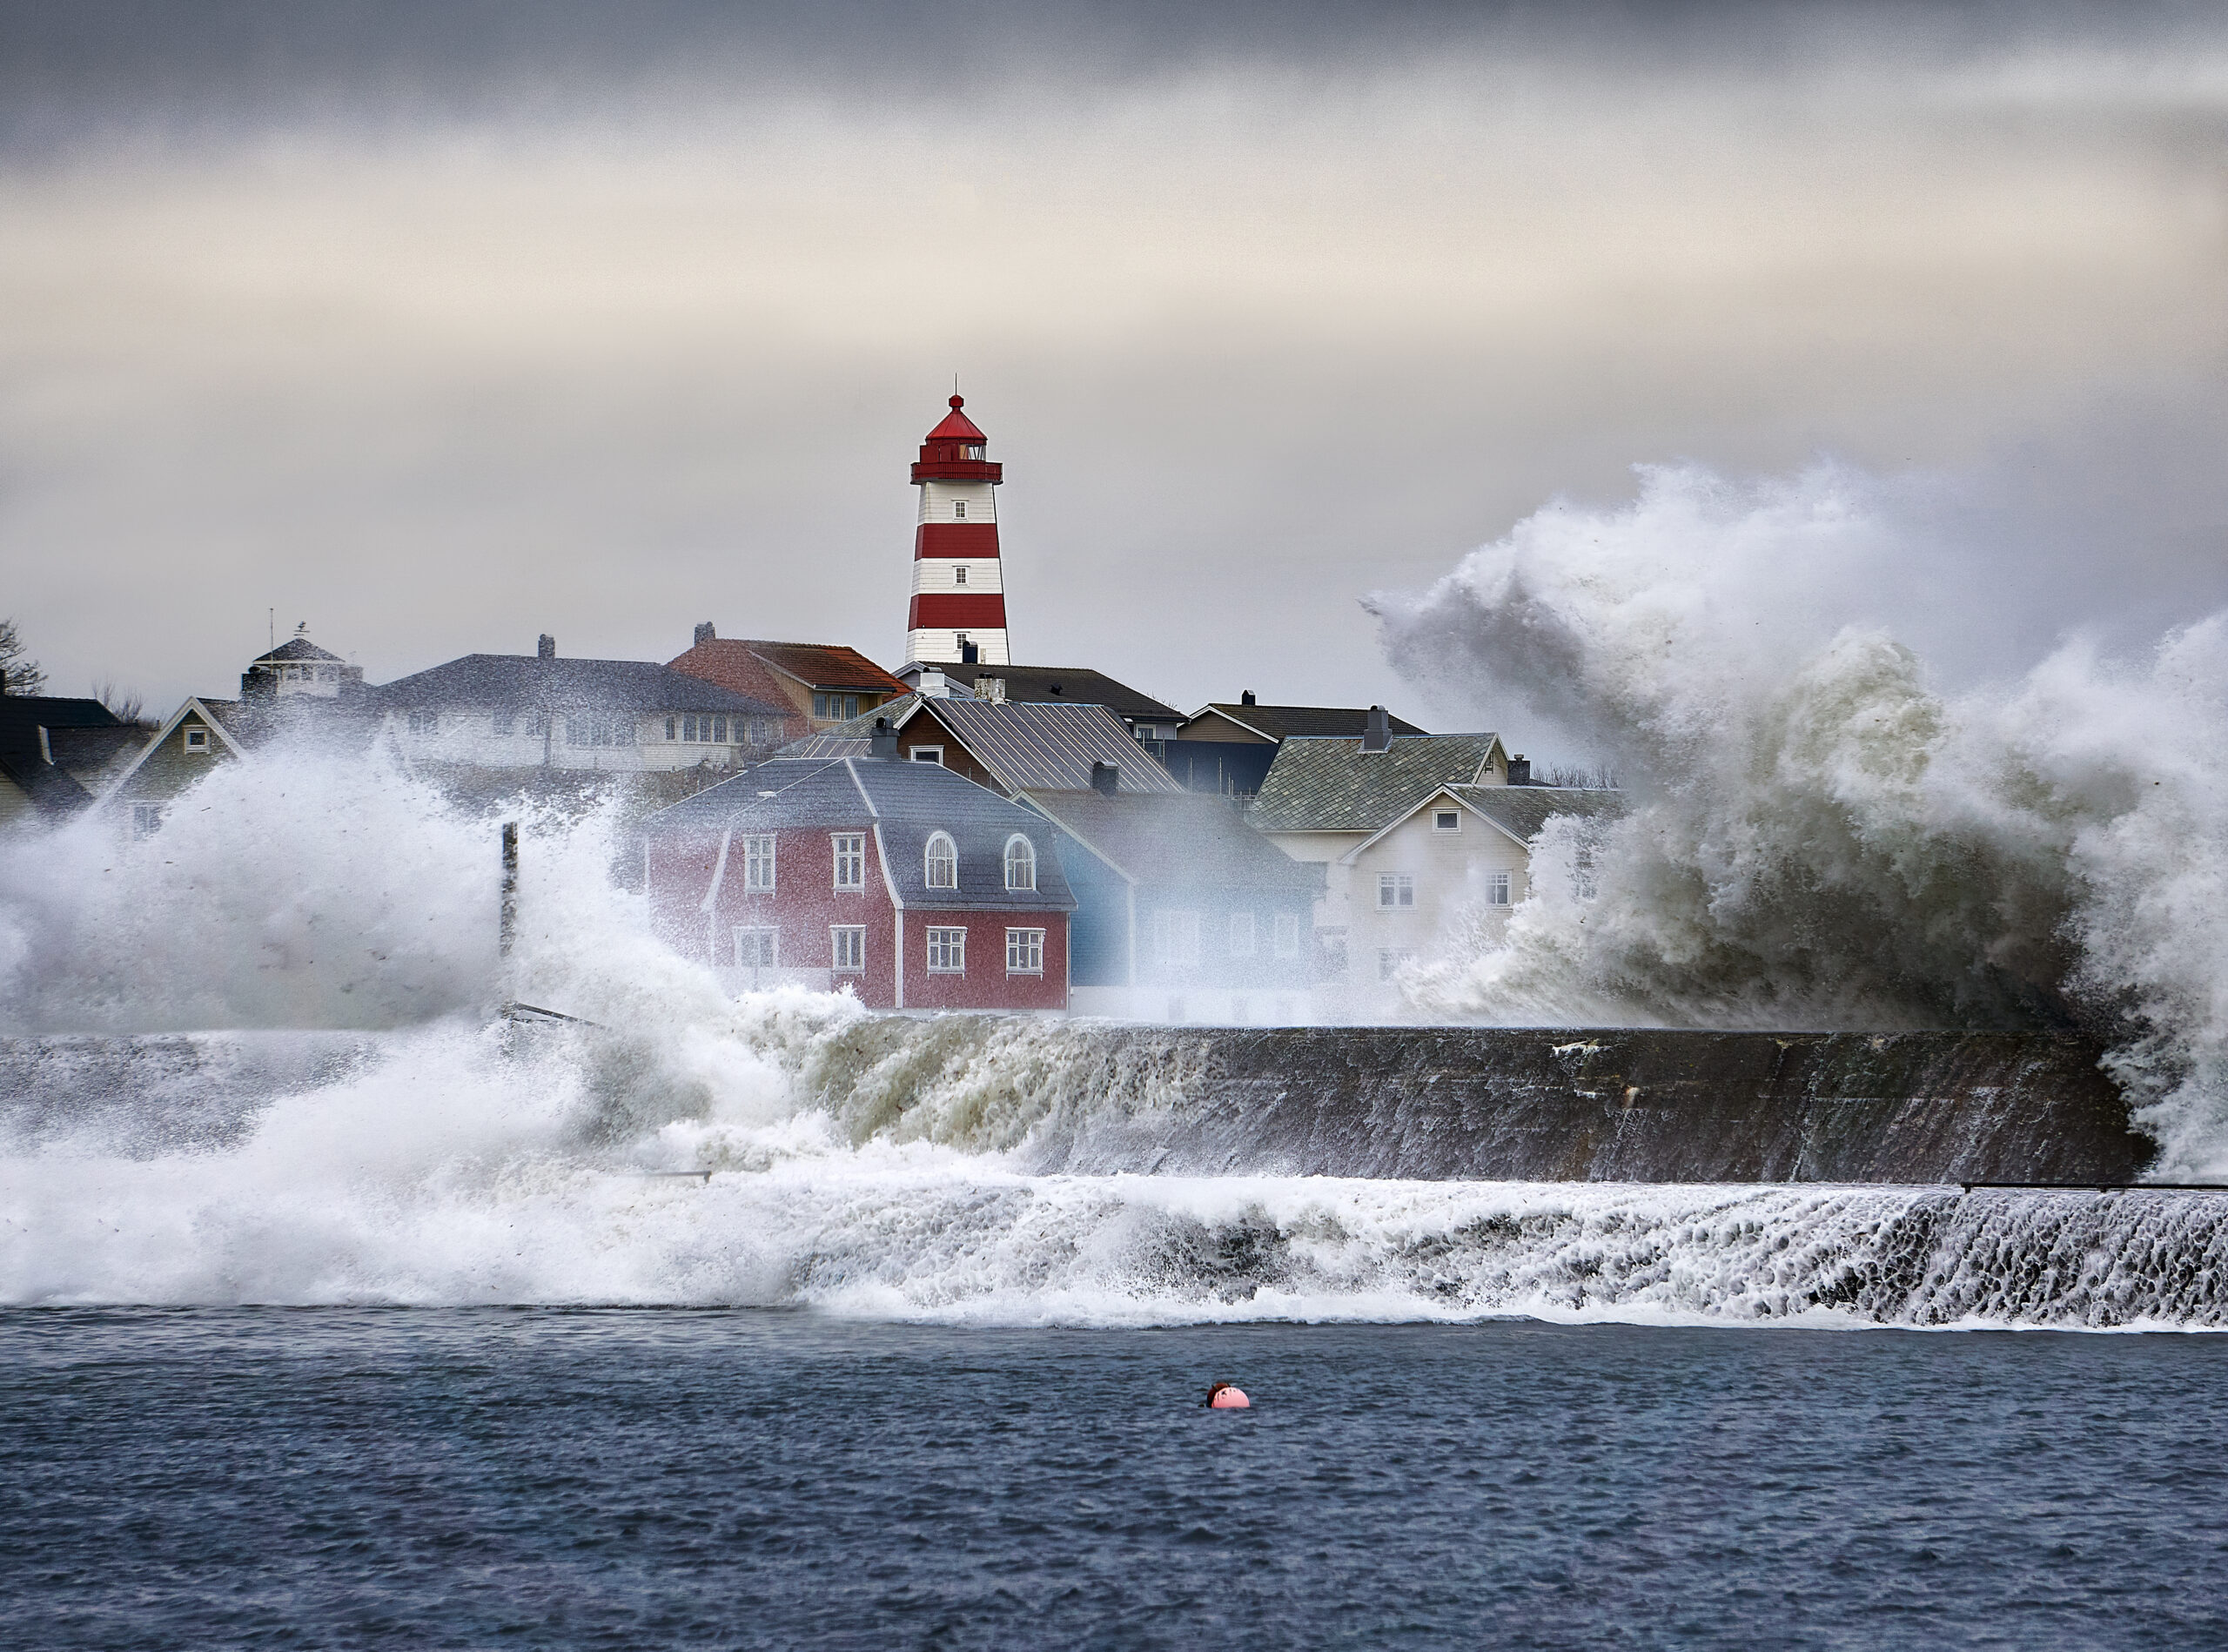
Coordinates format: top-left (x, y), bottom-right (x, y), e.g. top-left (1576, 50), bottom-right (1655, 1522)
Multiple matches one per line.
top-left (5, 1309), bottom-right (2227, 1651)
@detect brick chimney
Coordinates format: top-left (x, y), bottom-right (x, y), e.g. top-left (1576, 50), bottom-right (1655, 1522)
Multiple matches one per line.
top-left (537, 635), bottom-right (556, 660)
top-left (694, 621), bottom-right (715, 647)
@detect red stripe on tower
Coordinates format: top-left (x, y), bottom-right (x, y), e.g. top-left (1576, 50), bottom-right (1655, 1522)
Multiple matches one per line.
top-left (904, 395), bottom-right (1009, 667)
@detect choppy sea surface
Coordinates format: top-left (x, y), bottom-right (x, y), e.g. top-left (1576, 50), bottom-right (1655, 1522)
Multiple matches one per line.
top-left (5, 1310), bottom-right (2226, 1650)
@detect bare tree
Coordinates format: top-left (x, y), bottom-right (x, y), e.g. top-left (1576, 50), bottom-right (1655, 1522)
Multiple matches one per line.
top-left (1537, 762), bottom-right (1620, 789)
top-left (92, 679), bottom-right (147, 726)
top-left (0, 618), bottom-right (45, 695)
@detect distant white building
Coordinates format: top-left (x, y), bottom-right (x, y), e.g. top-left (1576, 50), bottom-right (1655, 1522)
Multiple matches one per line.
top-left (372, 635), bottom-right (792, 774)
top-left (1246, 715), bottom-right (1622, 1017)
top-left (240, 623), bottom-right (366, 702)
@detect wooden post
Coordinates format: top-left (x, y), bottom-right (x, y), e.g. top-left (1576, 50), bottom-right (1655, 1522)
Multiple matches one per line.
top-left (500, 822), bottom-right (519, 957)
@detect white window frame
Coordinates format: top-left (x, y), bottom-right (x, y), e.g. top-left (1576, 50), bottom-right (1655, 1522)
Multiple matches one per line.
top-left (1005, 927), bottom-right (1044, 976)
top-left (954, 564), bottom-right (969, 585)
top-left (1378, 873), bottom-right (1415, 909)
top-left (734, 926), bottom-right (779, 969)
top-left (924, 831), bottom-right (958, 890)
top-left (742, 834), bottom-right (776, 892)
top-left (832, 833), bottom-right (866, 891)
top-left (952, 499), bottom-right (967, 519)
top-left (926, 926), bottom-right (966, 974)
top-left (182, 726), bottom-right (211, 753)
top-left (909, 746), bottom-right (945, 766)
top-left (1228, 911), bottom-right (1256, 957)
top-left (1486, 870), bottom-right (1513, 906)
top-left (1003, 834), bottom-right (1037, 891)
top-left (1273, 913), bottom-right (1301, 958)
top-left (830, 925), bottom-right (866, 973)
top-left (1150, 909), bottom-right (1202, 967)
top-left (1433, 808), bottom-right (1460, 832)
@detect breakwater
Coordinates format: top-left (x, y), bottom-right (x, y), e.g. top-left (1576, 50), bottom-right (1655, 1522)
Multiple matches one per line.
top-left (788, 1021), bottom-right (2152, 1185)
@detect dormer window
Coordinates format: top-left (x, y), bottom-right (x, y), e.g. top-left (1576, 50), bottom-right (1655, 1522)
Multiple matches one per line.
top-left (925, 831), bottom-right (958, 889)
top-left (1003, 835), bottom-right (1036, 891)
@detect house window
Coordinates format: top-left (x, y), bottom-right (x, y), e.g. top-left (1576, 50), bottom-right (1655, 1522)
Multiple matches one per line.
top-left (183, 726), bottom-right (211, 752)
top-left (1379, 948), bottom-right (1416, 983)
top-left (526, 712), bottom-right (550, 738)
top-left (924, 831), bottom-right (958, 889)
top-left (812, 693), bottom-right (830, 720)
top-left (404, 711), bottom-right (434, 738)
top-left (954, 565), bottom-right (968, 585)
top-left (832, 833), bottom-right (865, 890)
top-left (909, 746), bottom-right (943, 766)
top-left (1486, 871), bottom-right (1513, 905)
top-left (742, 834), bottom-right (776, 891)
top-left (1006, 928), bottom-right (1044, 975)
top-left (952, 500), bottom-right (966, 520)
top-left (567, 712), bottom-right (634, 747)
top-left (130, 802), bottom-right (164, 837)
top-left (1433, 809), bottom-right (1460, 832)
top-left (1273, 913), bottom-right (1301, 958)
top-left (831, 925), bottom-right (866, 973)
top-left (926, 926), bottom-right (966, 973)
top-left (1378, 874), bottom-right (1415, 909)
top-left (1003, 835), bottom-right (1036, 891)
top-left (735, 927), bottom-right (778, 968)
top-left (1228, 911), bottom-right (1256, 957)
top-left (665, 716), bottom-right (677, 741)
top-left (681, 715), bottom-right (731, 743)
top-left (493, 711), bottom-right (515, 736)
top-left (1150, 909), bottom-right (1202, 967)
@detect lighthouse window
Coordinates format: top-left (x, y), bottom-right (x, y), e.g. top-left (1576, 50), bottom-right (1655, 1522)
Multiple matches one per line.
top-left (954, 565), bottom-right (968, 585)
top-left (952, 500), bottom-right (966, 519)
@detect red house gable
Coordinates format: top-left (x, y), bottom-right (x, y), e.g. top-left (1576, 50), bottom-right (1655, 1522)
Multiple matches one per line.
top-left (645, 755), bottom-right (1076, 1011)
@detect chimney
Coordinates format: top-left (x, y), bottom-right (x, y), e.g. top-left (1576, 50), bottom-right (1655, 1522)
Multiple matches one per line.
top-left (1091, 760), bottom-right (1119, 796)
top-left (960, 641), bottom-right (980, 665)
top-left (869, 716), bottom-right (899, 758)
top-left (974, 676), bottom-right (1006, 703)
top-left (537, 635), bottom-right (556, 660)
top-left (694, 621), bottom-right (716, 647)
top-left (1241, 689), bottom-right (1257, 707)
top-left (918, 668), bottom-right (949, 698)
top-left (1507, 754), bottom-right (1531, 786)
top-left (1361, 704), bottom-right (1391, 753)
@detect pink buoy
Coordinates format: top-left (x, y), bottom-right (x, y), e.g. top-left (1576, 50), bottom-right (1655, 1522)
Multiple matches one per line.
top-left (1207, 1382), bottom-right (1250, 1409)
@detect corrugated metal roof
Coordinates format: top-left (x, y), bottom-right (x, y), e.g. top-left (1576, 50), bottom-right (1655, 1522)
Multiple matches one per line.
top-left (1188, 704), bottom-right (1429, 742)
top-left (1018, 789), bottom-right (1319, 892)
top-left (783, 696), bottom-right (1185, 796)
top-left (644, 756), bottom-right (1075, 912)
top-left (1245, 733), bottom-right (1505, 833)
top-left (372, 655), bottom-right (787, 716)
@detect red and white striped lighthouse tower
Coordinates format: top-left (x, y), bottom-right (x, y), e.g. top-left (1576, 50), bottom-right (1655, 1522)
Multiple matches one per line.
top-left (904, 394), bottom-right (1010, 667)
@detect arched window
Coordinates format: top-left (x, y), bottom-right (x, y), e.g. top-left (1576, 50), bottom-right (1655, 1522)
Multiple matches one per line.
top-left (924, 831), bottom-right (958, 890)
top-left (1003, 834), bottom-right (1037, 891)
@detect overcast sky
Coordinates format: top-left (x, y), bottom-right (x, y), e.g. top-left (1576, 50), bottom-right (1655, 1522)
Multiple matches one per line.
top-left (2, 2), bottom-right (2224, 744)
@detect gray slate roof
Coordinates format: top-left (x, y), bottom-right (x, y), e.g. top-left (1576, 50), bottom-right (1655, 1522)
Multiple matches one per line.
top-left (372, 655), bottom-right (787, 717)
top-left (1245, 733), bottom-right (1506, 833)
top-left (1018, 789), bottom-right (1319, 893)
top-left (646, 756), bottom-right (1076, 913)
top-left (897, 663), bottom-right (1181, 723)
top-left (1453, 784), bottom-right (1627, 844)
top-left (252, 636), bottom-right (346, 665)
top-left (1189, 703), bottom-right (1429, 742)
top-left (784, 695), bottom-right (1185, 795)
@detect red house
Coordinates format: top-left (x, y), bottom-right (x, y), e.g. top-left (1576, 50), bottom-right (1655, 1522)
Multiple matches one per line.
top-left (644, 751), bottom-right (1077, 1011)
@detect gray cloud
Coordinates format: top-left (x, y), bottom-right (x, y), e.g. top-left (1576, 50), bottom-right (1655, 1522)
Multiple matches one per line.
top-left (1, 2), bottom-right (2224, 749)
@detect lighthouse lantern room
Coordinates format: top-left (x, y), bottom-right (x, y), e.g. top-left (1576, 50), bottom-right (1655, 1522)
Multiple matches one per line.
top-left (904, 394), bottom-right (1010, 667)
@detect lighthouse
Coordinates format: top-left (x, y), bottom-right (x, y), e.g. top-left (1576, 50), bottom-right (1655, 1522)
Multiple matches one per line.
top-left (904, 394), bottom-right (1010, 667)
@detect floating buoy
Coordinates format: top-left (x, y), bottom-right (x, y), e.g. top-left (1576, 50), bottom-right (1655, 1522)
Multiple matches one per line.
top-left (1207, 1381), bottom-right (1250, 1409)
